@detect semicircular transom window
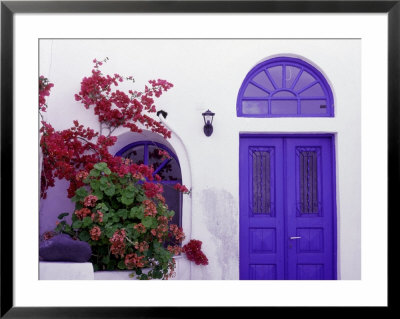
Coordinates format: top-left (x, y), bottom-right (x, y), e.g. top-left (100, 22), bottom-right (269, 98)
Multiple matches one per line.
top-left (237, 57), bottom-right (334, 117)
top-left (115, 141), bottom-right (182, 227)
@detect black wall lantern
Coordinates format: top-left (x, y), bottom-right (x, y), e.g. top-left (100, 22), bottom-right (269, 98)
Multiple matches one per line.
top-left (202, 109), bottom-right (215, 137)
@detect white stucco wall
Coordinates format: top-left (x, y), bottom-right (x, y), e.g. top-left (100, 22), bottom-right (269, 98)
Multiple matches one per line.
top-left (39, 39), bottom-right (361, 280)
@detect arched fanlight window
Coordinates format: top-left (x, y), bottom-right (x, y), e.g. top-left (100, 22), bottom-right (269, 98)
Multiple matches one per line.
top-left (237, 57), bottom-right (334, 117)
top-left (115, 141), bottom-right (182, 227)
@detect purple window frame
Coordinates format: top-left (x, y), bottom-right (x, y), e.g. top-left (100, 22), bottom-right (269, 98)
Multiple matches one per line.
top-left (115, 141), bottom-right (182, 227)
top-left (237, 57), bottom-right (334, 118)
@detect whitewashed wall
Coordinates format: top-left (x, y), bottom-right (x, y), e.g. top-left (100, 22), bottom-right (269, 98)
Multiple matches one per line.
top-left (39, 39), bottom-right (361, 280)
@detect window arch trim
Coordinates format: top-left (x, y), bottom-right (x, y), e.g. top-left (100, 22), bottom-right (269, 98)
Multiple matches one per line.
top-left (237, 57), bottom-right (334, 118)
top-left (115, 140), bottom-right (181, 183)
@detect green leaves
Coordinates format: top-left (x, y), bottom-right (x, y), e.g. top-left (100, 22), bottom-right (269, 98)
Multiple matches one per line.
top-left (129, 206), bottom-right (144, 219)
top-left (102, 256), bottom-right (110, 265)
top-left (72, 220), bottom-right (83, 229)
top-left (71, 187), bottom-right (89, 203)
top-left (142, 216), bottom-right (156, 229)
top-left (117, 209), bottom-right (128, 220)
top-left (121, 196), bottom-right (133, 206)
top-left (82, 216), bottom-right (93, 228)
top-left (89, 169), bottom-right (100, 177)
top-left (117, 260), bottom-right (126, 270)
top-left (57, 212), bottom-right (69, 220)
top-left (94, 162), bottom-right (107, 171)
top-left (79, 231), bottom-right (90, 242)
top-left (90, 179), bottom-right (101, 191)
top-left (104, 185), bottom-right (116, 197)
top-left (96, 202), bottom-right (109, 212)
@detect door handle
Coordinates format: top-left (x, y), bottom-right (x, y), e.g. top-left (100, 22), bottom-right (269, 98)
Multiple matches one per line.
top-left (290, 236), bottom-right (301, 239)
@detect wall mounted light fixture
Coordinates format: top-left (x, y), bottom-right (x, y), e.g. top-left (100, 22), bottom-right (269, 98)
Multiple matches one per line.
top-left (202, 109), bottom-right (215, 137)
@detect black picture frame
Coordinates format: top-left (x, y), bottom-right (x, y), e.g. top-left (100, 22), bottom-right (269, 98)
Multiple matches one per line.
top-left (1, 1), bottom-right (394, 317)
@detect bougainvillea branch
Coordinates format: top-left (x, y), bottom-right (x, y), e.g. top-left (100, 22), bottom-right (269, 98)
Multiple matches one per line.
top-left (39, 59), bottom-right (172, 199)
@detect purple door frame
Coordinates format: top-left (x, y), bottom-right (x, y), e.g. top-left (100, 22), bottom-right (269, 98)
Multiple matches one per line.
top-left (239, 133), bottom-right (337, 280)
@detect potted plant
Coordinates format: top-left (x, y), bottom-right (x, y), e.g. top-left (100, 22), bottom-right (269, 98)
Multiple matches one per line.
top-left (55, 161), bottom-right (186, 279)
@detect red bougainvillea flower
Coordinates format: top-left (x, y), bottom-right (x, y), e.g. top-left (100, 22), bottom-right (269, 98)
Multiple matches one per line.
top-left (39, 76), bottom-right (54, 112)
top-left (89, 226), bottom-right (101, 241)
top-left (182, 239), bottom-right (208, 266)
top-left (74, 208), bottom-right (91, 220)
top-left (173, 183), bottom-right (190, 194)
top-left (83, 194), bottom-right (98, 207)
top-left (143, 182), bottom-right (163, 198)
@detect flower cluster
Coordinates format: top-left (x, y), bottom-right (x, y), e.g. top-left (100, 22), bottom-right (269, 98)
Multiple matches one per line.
top-left (173, 183), bottom-right (190, 194)
top-left (39, 76), bottom-right (54, 112)
top-left (143, 199), bottom-right (157, 217)
top-left (182, 240), bottom-right (209, 266)
top-left (169, 224), bottom-right (185, 242)
top-left (89, 226), bottom-right (101, 241)
top-left (134, 223), bottom-right (146, 234)
top-left (110, 229), bottom-right (126, 257)
top-left (40, 120), bottom-right (102, 198)
top-left (74, 61), bottom-right (173, 139)
top-left (76, 170), bottom-right (89, 181)
top-left (143, 182), bottom-right (163, 198)
top-left (167, 245), bottom-right (182, 256)
top-left (84, 195), bottom-right (98, 207)
top-left (91, 210), bottom-right (104, 223)
top-left (125, 253), bottom-right (146, 269)
top-left (74, 208), bottom-right (91, 220)
top-left (134, 241), bottom-right (149, 253)
top-left (157, 149), bottom-right (171, 159)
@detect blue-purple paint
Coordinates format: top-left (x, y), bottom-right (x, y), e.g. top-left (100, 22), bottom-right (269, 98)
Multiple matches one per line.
top-left (239, 134), bottom-right (337, 280)
top-left (237, 57), bottom-right (334, 117)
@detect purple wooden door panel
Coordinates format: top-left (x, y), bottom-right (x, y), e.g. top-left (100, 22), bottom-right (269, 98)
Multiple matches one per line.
top-left (239, 134), bottom-right (336, 280)
top-left (239, 137), bottom-right (285, 280)
top-left (285, 137), bottom-right (335, 280)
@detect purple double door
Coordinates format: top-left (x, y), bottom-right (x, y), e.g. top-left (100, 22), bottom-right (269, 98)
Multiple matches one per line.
top-left (239, 134), bottom-right (336, 280)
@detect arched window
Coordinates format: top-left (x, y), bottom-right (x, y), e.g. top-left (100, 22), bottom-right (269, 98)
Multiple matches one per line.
top-left (237, 57), bottom-right (334, 117)
top-left (115, 141), bottom-right (182, 227)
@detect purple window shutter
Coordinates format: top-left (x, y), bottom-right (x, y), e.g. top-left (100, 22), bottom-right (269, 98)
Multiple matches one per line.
top-left (237, 57), bottom-right (334, 118)
top-left (115, 141), bottom-right (182, 228)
